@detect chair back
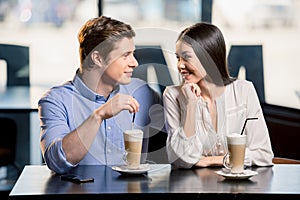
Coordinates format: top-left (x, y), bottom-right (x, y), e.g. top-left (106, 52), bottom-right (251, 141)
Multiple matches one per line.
top-left (0, 44), bottom-right (30, 86)
top-left (133, 45), bottom-right (173, 96)
top-left (228, 45), bottom-right (265, 103)
top-left (0, 117), bottom-right (17, 167)
top-left (133, 45), bottom-right (171, 163)
top-left (263, 104), bottom-right (300, 160)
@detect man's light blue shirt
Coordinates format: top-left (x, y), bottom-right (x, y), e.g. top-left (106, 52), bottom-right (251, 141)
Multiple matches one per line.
top-left (38, 71), bottom-right (164, 174)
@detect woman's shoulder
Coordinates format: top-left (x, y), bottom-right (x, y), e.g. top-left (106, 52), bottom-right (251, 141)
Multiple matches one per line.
top-left (163, 85), bottom-right (182, 96)
top-left (230, 79), bottom-right (255, 90)
top-left (225, 79), bottom-right (257, 100)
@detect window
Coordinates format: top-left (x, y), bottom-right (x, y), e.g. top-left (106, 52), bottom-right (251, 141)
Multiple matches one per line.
top-left (212, 0), bottom-right (300, 109)
top-left (0, 0), bottom-right (98, 87)
top-left (103, 0), bottom-right (203, 91)
top-left (1, 0), bottom-right (299, 109)
top-left (103, 0), bottom-right (300, 109)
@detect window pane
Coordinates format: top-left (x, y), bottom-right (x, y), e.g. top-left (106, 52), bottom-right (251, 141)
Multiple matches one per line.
top-left (0, 0), bottom-right (98, 87)
top-left (213, 0), bottom-right (300, 109)
top-left (1, 0), bottom-right (298, 110)
top-left (103, 0), bottom-right (202, 90)
top-left (103, 0), bottom-right (201, 29)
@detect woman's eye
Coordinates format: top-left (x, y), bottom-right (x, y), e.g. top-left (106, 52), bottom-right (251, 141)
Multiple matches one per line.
top-left (183, 55), bottom-right (191, 60)
top-left (176, 54), bottom-right (191, 62)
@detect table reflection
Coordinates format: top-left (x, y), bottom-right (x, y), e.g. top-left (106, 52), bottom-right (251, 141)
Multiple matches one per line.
top-left (10, 164), bottom-right (300, 200)
top-left (44, 164), bottom-right (171, 194)
top-left (169, 166), bottom-right (275, 193)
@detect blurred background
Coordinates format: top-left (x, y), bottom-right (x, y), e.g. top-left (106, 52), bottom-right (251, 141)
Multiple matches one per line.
top-left (0, 0), bottom-right (299, 109)
top-left (0, 1), bottom-right (299, 197)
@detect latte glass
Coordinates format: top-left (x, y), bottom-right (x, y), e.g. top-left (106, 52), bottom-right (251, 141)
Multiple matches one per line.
top-left (223, 134), bottom-right (246, 174)
top-left (123, 129), bottom-right (143, 169)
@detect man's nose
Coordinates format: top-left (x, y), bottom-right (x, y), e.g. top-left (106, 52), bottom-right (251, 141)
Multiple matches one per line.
top-left (130, 55), bottom-right (139, 68)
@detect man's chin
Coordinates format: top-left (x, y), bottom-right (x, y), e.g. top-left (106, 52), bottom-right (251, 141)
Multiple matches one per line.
top-left (118, 78), bottom-right (131, 85)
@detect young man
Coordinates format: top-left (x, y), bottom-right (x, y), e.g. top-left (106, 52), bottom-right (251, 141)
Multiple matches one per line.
top-left (38, 16), bottom-right (164, 174)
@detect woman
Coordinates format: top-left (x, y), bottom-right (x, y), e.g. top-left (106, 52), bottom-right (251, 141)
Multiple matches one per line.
top-left (163, 22), bottom-right (274, 169)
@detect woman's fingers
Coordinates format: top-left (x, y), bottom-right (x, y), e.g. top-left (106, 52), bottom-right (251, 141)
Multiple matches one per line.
top-left (191, 83), bottom-right (201, 97)
top-left (182, 83), bottom-right (201, 99)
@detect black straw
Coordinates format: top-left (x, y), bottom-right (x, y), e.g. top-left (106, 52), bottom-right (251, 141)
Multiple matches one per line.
top-left (240, 117), bottom-right (258, 135)
top-left (131, 112), bottom-right (136, 129)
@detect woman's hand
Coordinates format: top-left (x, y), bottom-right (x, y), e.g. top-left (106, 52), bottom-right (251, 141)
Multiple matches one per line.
top-left (181, 82), bottom-right (201, 102)
top-left (195, 156), bottom-right (224, 167)
top-left (96, 94), bottom-right (139, 120)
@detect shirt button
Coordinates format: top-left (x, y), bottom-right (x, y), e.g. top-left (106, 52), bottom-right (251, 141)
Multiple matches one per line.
top-left (107, 126), bottom-right (111, 130)
top-left (107, 149), bottom-right (111, 153)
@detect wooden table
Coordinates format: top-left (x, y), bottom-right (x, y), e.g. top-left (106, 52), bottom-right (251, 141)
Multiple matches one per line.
top-left (9, 164), bottom-right (300, 200)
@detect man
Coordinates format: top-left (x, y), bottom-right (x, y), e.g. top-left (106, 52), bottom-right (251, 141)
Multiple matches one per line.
top-left (38, 16), bottom-right (164, 174)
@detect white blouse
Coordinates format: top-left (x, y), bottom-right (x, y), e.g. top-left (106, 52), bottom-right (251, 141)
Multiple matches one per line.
top-left (163, 79), bottom-right (274, 168)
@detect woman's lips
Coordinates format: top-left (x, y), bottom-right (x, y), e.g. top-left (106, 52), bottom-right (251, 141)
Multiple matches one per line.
top-left (181, 71), bottom-right (191, 79)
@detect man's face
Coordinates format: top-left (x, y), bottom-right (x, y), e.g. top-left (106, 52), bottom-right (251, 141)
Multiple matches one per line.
top-left (101, 37), bottom-right (138, 85)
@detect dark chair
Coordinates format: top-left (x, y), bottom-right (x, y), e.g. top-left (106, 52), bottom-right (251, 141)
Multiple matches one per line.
top-left (0, 44), bottom-right (30, 86)
top-left (228, 45), bottom-right (300, 161)
top-left (0, 117), bottom-right (20, 199)
top-left (146, 127), bottom-right (168, 164)
top-left (228, 45), bottom-right (265, 104)
top-left (0, 117), bottom-right (20, 173)
top-left (133, 45), bottom-right (174, 95)
top-left (0, 44), bottom-right (29, 199)
top-left (133, 45), bottom-right (172, 163)
top-left (0, 43), bottom-right (31, 169)
top-left (262, 104), bottom-right (300, 160)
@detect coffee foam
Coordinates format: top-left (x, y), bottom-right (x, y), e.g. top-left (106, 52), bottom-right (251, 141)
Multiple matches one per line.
top-left (124, 129), bottom-right (143, 142)
top-left (227, 134), bottom-right (246, 145)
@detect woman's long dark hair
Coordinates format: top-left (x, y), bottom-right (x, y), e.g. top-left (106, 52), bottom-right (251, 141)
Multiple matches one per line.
top-left (177, 22), bottom-right (235, 86)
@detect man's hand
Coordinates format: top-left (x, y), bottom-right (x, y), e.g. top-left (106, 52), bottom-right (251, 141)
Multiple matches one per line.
top-left (96, 94), bottom-right (139, 120)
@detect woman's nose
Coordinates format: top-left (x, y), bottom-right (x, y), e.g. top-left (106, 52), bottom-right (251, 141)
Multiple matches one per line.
top-left (177, 60), bottom-right (185, 70)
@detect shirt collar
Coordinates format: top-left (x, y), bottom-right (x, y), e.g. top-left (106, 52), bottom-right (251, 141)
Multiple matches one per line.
top-left (72, 69), bottom-right (120, 101)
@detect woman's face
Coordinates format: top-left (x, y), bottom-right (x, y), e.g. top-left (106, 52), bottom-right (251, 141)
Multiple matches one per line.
top-left (175, 40), bottom-right (207, 84)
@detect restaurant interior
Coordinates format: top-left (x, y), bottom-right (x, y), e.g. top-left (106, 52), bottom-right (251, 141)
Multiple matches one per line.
top-left (0, 0), bottom-right (300, 199)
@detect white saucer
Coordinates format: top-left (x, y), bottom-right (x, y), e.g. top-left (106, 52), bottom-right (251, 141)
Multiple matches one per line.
top-left (112, 164), bottom-right (150, 175)
top-left (216, 169), bottom-right (258, 180)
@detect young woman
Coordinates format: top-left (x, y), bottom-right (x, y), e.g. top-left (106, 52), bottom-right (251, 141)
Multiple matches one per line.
top-left (163, 22), bottom-right (274, 169)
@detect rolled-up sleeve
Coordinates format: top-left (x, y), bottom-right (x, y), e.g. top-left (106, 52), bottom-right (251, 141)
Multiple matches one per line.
top-left (167, 127), bottom-right (202, 168)
top-left (163, 86), bottom-right (202, 168)
top-left (39, 94), bottom-right (76, 174)
top-left (43, 139), bottom-right (76, 174)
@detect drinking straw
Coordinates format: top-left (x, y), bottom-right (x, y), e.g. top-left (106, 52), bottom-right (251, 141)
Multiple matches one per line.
top-left (240, 117), bottom-right (258, 135)
top-left (131, 96), bottom-right (136, 129)
top-left (131, 112), bottom-right (136, 130)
